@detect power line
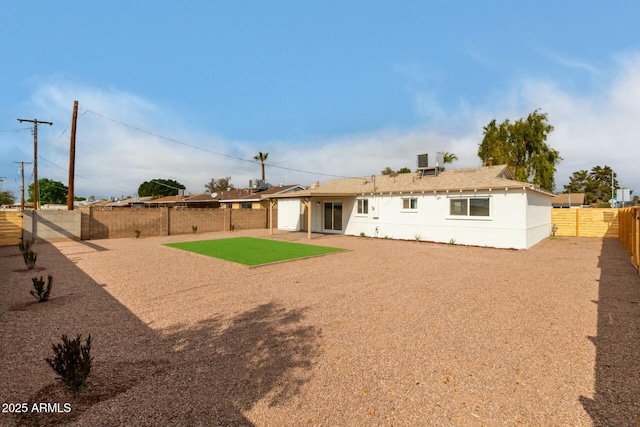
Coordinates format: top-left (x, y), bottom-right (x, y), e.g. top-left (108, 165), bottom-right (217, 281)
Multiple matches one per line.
top-left (82, 108), bottom-right (352, 179)
top-left (17, 118), bottom-right (54, 210)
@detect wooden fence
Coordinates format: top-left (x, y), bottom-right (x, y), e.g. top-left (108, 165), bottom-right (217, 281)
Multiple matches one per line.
top-left (551, 208), bottom-right (619, 238)
top-left (0, 211), bottom-right (23, 246)
top-left (618, 207), bottom-right (640, 273)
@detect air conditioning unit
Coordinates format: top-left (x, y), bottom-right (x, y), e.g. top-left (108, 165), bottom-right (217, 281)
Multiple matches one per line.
top-left (417, 152), bottom-right (445, 176)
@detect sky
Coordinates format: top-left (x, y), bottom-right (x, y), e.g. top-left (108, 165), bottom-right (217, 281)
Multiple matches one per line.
top-left (1, 1), bottom-right (639, 200)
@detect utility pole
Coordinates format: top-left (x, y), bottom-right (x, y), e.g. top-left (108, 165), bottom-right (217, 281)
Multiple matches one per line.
top-left (17, 118), bottom-right (53, 210)
top-left (67, 101), bottom-right (78, 210)
top-left (13, 161), bottom-right (31, 211)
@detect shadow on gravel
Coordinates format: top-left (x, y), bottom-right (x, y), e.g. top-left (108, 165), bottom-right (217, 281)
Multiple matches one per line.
top-left (580, 238), bottom-right (640, 425)
top-left (1, 242), bottom-right (320, 426)
top-left (158, 304), bottom-right (322, 425)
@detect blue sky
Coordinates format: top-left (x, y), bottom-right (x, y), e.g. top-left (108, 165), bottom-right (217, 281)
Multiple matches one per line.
top-left (1, 1), bottom-right (639, 199)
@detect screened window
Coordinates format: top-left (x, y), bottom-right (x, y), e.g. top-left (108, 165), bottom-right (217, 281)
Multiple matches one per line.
top-left (450, 199), bottom-right (467, 215)
top-left (402, 198), bottom-right (418, 210)
top-left (449, 198), bottom-right (490, 217)
top-left (470, 198), bottom-right (490, 216)
top-left (240, 202), bottom-right (252, 209)
top-left (357, 199), bottom-right (369, 214)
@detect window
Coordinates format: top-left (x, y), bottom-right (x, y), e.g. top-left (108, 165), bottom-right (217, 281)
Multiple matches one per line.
top-left (240, 202), bottom-right (252, 209)
top-left (357, 199), bottom-right (368, 214)
top-left (402, 198), bottom-right (418, 210)
top-left (449, 198), bottom-right (490, 217)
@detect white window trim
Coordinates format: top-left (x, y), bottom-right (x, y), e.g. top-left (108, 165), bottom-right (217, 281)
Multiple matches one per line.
top-left (401, 197), bottom-right (418, 212)
top-left (446, 196), bottom-right (492, 220)
top-left (356, 198), bottom-right (369, 216)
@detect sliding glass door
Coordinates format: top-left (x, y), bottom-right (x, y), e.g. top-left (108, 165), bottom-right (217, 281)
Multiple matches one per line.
top-left (323, 202), bottom-right (342, 231)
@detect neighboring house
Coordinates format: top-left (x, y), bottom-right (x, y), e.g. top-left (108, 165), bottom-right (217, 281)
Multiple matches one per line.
top-left (217, 185), bottom-right (306, 209)
top-left (265, 165), bottom-right (555, 249)
top-left (146, 193), bottom-right (219, 208)
top-left (551, 193), bottom-right (586, 208)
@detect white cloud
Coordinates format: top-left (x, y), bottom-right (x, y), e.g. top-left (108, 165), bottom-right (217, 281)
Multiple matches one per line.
top-left (20, 53), bottom-right (640, 199)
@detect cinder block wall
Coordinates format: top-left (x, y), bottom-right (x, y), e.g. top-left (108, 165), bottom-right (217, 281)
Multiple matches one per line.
top-left (23, 210), bottom-right (82, 242)
top-left (170, 209), bottom-right (228, 234)
top-left (80, 207), bottom-right (276, 240)
top-left (84, 208), bottom-right (166, 239)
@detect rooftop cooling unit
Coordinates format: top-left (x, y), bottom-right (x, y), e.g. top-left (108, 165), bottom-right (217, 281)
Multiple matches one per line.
top-left (417, 152), bottom-right (445, 176)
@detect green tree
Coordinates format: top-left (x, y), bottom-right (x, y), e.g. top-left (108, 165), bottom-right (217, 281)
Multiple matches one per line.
top-left (28, 179), bottom-right (68, 204)
top-left (0, 191), bottom-right (15, 205)
top-left (478, 110), bottom-right (560, 191)
top-left (564, 165), bottom-right (618, 205)
top-left (254, 152), bottom-right (269, 181)
top-left (381, 167), bottom-right (395, 175)
top-left (137, 179), bottom-right (185, 197)
top-left (397, 167), bottom-right (412, 174)
top-left (441, 152), bottom-right (458, 164)
top-left (205, 177), bottom-right (234, 193)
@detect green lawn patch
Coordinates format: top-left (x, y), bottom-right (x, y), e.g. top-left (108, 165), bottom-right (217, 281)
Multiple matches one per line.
top-left (164, 237), bottom-right (345, 266)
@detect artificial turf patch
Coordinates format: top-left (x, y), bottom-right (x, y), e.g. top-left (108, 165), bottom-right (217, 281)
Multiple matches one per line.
top-left (164, 237), bottom-right (345, 266)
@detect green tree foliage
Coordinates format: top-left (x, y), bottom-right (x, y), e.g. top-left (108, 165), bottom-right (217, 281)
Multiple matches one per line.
top-left (397, 167), bottom-right (412, 174)
top-left (205, 177), bottom-right (234, 193)
top-left (0, 191), bottom-right (15, 205)
top-left (137, 179), bottom-right (185, 197)
top-left (254, 152), bottom-right (269, 181)
top-left (441, 152), bottom-right (458, 164)
top-left (478, 110), bottom-right (560, 191)
top-left (27, 178), bottom-right (68, 204)
top-left (564, 165), bottom-right (619, 205)
top-left (381, 167), bottom-right (395, 175)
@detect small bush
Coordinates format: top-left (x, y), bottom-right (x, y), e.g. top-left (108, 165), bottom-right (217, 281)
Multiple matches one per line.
top-left (414, 233), bottom-right (422, 241)
top-left (18, 239), bottom-right (34, 254)
top-left (23, 251), bottom-right (37, 270)
top-left (192, 225), bottom-right (198, 233)
top-left (45, 334), bottom-right (93, 394)
top-left (448, 238), bottom-right (456, 245)
top-left (30, 275), bottom-right (53, 302)
top-left (134, 230), bottom-right (141, 238)
top-left (359, 232), bottom-right (366, 238)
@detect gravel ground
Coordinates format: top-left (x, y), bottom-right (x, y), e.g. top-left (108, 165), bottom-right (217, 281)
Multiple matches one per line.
top-left (1, 229), bottom-right (639, 426)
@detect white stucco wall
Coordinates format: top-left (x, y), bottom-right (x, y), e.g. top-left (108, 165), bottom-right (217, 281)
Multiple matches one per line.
top-left (339, 190), bottom-right (529, 248)
top-left (277, 189), bottom-right (551, 249)
top-left (525, 191), bottom-right (552, 248)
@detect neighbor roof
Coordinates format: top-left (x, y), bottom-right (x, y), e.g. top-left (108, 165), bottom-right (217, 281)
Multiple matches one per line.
top-left (217, 184), bottom-right (305, 202)
top-left (265, 165), bottom-right (555, 198)
top-left (551, 193), bottom-right (585, 206)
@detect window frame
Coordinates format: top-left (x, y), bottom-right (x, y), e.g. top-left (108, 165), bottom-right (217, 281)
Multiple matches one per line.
top-left (448, 196), bottom-right (491, 219)
top-left (356, 198), bottom-right (369, 215)
top-left (401, 197), bottom-right (418, 211)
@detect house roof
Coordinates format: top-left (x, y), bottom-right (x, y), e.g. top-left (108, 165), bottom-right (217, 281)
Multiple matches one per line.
top-left (217, 185), bottom-right (305, 202)
top-left (551, 193), bottom-right (585, 205)
top-left (265, 165), bottom-right (555, 198)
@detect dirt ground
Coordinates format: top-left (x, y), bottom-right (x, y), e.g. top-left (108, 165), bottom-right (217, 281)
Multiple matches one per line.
top-left (1, 230), bottom-right (639, 426)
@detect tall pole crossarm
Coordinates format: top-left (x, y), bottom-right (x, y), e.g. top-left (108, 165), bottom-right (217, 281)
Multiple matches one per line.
top-left (17, 118), bottom-right (53, 210)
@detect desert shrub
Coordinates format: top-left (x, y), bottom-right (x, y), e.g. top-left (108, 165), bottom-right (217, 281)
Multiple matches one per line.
top-left (192, 225), bottom-right (198, 233)
top-left (18, 239), bottom-right (34, 254)
top-left (134, 230), bottom-right (141, 238)
top-left (23, 251), bottom-right (37, 270)
top-left (30, 275), bottom-right (53, 302)
top-left (45, 334), bottom-right (93, 393)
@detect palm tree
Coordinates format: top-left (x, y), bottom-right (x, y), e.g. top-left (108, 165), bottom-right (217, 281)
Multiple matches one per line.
top-left (254, 152), bottom-right (269, 181)
top-left (442, 152), bottom-right (458, 164)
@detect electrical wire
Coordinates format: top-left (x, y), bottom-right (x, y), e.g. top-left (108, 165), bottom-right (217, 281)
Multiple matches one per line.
top-left (82, 108), bottom-right (353, 179)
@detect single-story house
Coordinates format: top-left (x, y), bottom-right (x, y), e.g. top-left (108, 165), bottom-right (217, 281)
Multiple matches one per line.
top-left (551, 193), bottom-right (585, 208)
top-left (265, 165), bottom-right (555, 249)
top-left (217, 184), bottom-right (305, 209)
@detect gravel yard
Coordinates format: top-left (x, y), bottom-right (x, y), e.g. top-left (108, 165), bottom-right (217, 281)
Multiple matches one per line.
top-left (1, 230), bottom-right (639, 426)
